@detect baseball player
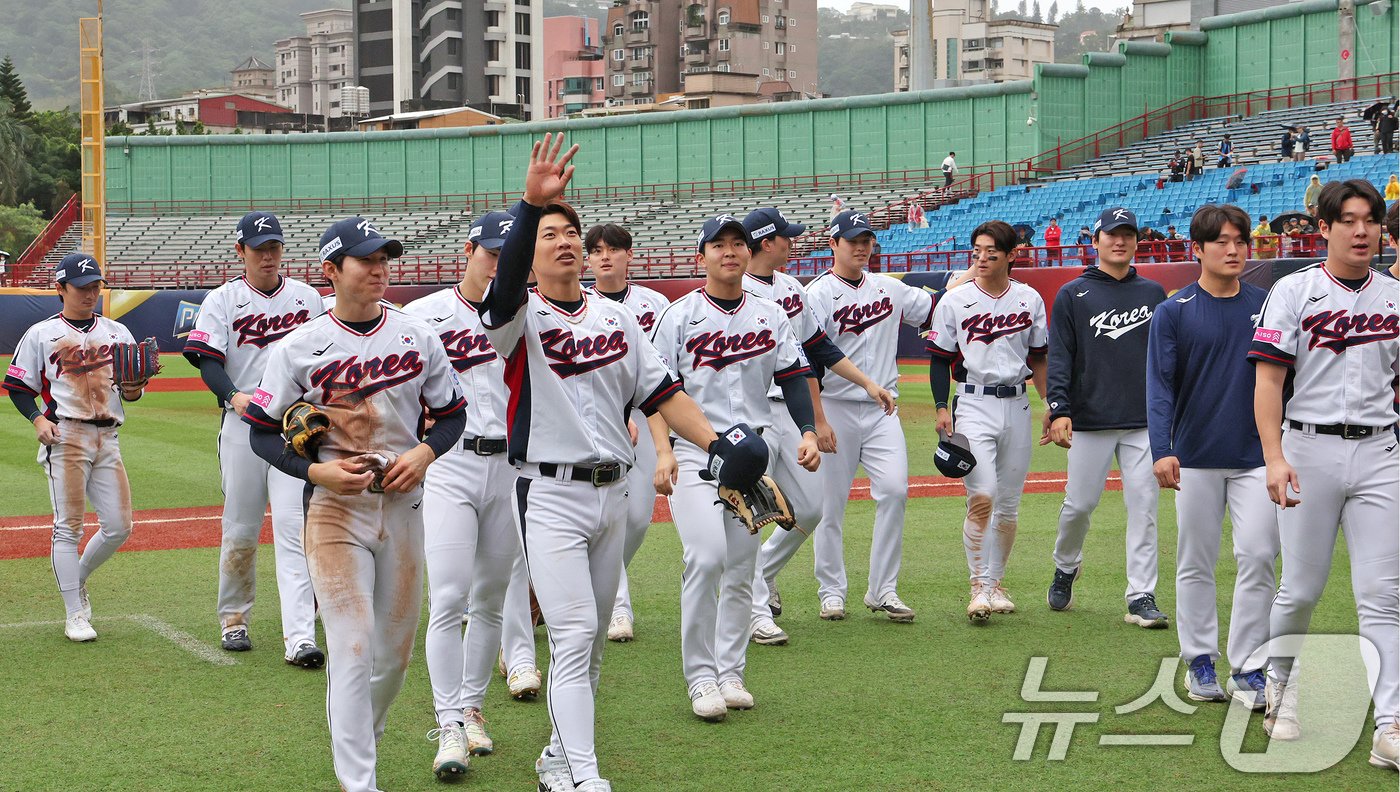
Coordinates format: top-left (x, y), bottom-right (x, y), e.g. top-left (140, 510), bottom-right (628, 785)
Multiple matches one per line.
top-left (583, 222), bottom-right (671, 643)
top-left (5, 253), bottom-right (146, 642)
top-left (738, 206), bottom-right (896, 646)
top-left (481, 134), bottom-right (738, 792)
top-left (402, 210), bottom-right (541, 779)
top-left (1146, 204), bottom-right (1278, 706)
top-left (927, 220), bottom-right (1048, 623)
top-left (243, 217), bottom-right (467, 792)
top-left (806, 209), bottom-right (935, 623)
top-left (648, 213), bottom-right (819, 719)
top-left (1248, 179), bottom-right (1398, 769)
top-left (182, 211), bottom-right (322, 663)
top-left (1044, 207), bottom-right (1169, 628)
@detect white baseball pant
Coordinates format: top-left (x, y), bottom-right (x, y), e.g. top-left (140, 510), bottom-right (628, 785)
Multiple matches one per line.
top-left (671, 440), bottom-right (762, 692)
top-left (1268, 428), bottom-right (1399, 727)
top-left (751, 399), bottom-right (824, 620)
top-left (423, 447), bottom-right (534, 727)
top-left (42, 421), bottom-right (133, 615)
top-left (813, 398), bottom-right (910, 604)
top-left (304, 486), bottom-right (425, 792)
top-left (215, 411), bottom-right (316, 652)
top-left (954, 391), bottom-right (1033, 585)
top-left (513, 467), bottom-right (628, 785)
top-left (614, 408), bottom-right (658, 620)
top-left (1051, 428), bottom-right (1161, 602)
top-left (1174, 467), bottom-right (1278, 669)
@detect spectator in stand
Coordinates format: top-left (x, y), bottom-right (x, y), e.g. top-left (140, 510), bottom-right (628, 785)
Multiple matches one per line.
top-left (1044, 218), bottom-right (1062, 264)
top-left (942, 152), bottom-right (958, 189)
top-left (1164, 224), bottom-right (1187, 262)
top-left (828, 193), bottom-right (846, 221)
top-left (907, 199), bottom-right (927, 229)
top-left (1077, 226), bottom-right (1094, 266)
top-left (1385, 174), bottom-right (1400, 202)
top-left (1330, 118), bottom-right (1354, 163)
top-left (1295, 126), bottom-right (1311, 162)
top-left (1385, 202), bottom-right (1398, 280)
top-left (1280, 127), bottom-right (1296, 162)
top-left (1303, 174), bottom-right (1323, 215)
top-left (1380, 109), bottom-right (1398, 155)
top-left (1217, 135), bottom-right (1234, 168)
top-left (1188, 141), bottom-right (1205, 181)
top-left (0, 250), bottom-right (8, 286)
top-left (1251, 216), bottom-right (1277, 260)
top-left (1168, 152), bottom-right (1186, 183)
top-left (1139, 226), bottom-right (1167, 263)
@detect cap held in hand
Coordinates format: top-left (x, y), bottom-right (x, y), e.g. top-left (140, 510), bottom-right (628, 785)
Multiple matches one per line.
top-left (701, 423), bottom-right (770, 489)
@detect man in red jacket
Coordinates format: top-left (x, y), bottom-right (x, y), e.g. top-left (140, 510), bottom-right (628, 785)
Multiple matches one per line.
top-left (1044, 218), bottom-right (1062, 265)
top-left (1331, 118), bottom-right (1354, 163)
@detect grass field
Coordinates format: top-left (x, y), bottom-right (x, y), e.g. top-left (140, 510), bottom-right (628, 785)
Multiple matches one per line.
top-left (0, 360), bottom-right (1384, 791)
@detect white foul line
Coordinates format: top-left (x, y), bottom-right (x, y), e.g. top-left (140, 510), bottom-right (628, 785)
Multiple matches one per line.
top-left (0, 614), bottom-right (236, 666)
top-left (0, 514), bottom-right (225, 532)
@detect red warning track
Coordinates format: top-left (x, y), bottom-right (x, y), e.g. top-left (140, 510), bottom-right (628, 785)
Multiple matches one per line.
top-left (0, 472), bottom-right (1120, 560)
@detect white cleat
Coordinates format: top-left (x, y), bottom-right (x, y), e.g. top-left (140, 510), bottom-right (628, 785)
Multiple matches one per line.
top-left (690, 681), bottom-right (728, 722)
top-left (988, 582), bottom-right (1016, 613)
top-left (574, 780), bottom-right (612, 792)
top-left (750, 616), bottom-right (789, 646)
top-left (966, 584), bottom-right (993, 625)
top-left (64, 612), bottom-right (96, 642)
top-left (428, 723), bottom-right (469, 780)
top-left (536, 749), bottom-right (575, 792)
top-left (863, 592), bottom-right (916, 623)
top-left (719, 679), bottom-right (755, 710)
top-left (1371, 722), bottom-right (1399, 771)
top-left (606, 612), bottom-right (634, 643)
top-left (463, 708), bottom-right (493, 756)
top-left (1263, 678), bottom-right (1301, 741)
top-left (78, 584), bottom-right (92, 621)
top-left (508, 666), bottom-right (542, 701)
top-left (819, 596), bottom-right (846, 621)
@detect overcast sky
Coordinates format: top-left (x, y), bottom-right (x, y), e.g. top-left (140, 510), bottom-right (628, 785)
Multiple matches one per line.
top-left (817, 0), bottom-right (1130, 13)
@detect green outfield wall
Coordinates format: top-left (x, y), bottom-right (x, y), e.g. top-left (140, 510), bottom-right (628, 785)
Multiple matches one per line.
top-left (104, 0), bottom-right (1397, 208)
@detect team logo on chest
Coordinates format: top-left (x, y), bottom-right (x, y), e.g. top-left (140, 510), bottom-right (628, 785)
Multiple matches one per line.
top-left (685, 326), bottom-right (776, 371)
top-left (49, 344), bottom-right (115, 377)
top-left (1089, 306), bottom-right (1153, 339)
top-left (963, 311), bottom-right (1033, 344)
top-left (310, 352), bottom-right (424, 404)
top-left (779, 292), bottom-right (803, 318)
top-left (1301, 309), bottom-right (1400, 353)
top-left (233, 310), bottom-right (312, 348)
top-left (539, 328), bottom-right (628, 378)
top-left (439, 328), bottom-right (497, 372)
top-left (832, 296), bottom-right (894, 334)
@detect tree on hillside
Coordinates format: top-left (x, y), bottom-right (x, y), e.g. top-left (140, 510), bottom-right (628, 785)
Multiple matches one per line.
top-left (1048, 2), bottom-right (1059, 23)
top-left (0, 202), bottom-right (47, 258)
top-left (1053, 5), bottom-right (1127, 62)
top-left (19, 110), bottom-right (80, 215)
top-left (0, 56), bottom-right (32, 118)
top-left (0, 99), bottom-right (33, 205)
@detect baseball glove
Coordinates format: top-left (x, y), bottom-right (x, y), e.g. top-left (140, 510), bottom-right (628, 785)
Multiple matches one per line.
top-left (111, 337), bottom-right (162, 385)
top-left (717, 475), bottom-right (798, 535)
top-left (283, 401), bottom-right (330, 460)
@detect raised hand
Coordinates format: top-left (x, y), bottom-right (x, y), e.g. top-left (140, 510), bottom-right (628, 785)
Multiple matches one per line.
top-left (523, 132), bottom-right (579, 207)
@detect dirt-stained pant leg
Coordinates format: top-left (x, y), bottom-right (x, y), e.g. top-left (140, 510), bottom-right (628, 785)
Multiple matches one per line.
top-left (78, 426), bottom-right (133, 582)
top-left (216, 410), bottom-right (270, 631)
top-left (267, 464), bottom-right (316, 653)
top-left (43, 421), bottom-right (96, 615)
top-left (306, 487), bottom-right (424, 792)
top-left (513, 472), bottom-right (626, 785)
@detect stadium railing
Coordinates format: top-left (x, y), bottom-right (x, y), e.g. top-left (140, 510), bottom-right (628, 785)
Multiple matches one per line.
top-left (14, 194), bottom-right (82, 280)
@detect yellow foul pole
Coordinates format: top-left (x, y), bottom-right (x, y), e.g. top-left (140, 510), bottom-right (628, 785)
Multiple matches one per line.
top-left (79, 1), bottom-right (105, 262)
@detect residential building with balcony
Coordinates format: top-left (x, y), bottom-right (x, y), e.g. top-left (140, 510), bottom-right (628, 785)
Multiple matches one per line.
top-left (904, 0), bottom-right (1054, 88)
top-left (544, 15), bottom-right (606, 117)
top-left (275, 9), bottom-right (355, 117)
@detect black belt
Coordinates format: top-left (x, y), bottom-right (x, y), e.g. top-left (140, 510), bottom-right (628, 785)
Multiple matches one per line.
top-left (1288, 420), bottom-right (1393, 440)
top-left (66, 417), bottom-right (117, 427)
top-left (537, 462), bottom-right (625, 487)
top-left (463, 436), bottom-right (507, 455)
top-left (961, 383), bottom-right (1026, 398)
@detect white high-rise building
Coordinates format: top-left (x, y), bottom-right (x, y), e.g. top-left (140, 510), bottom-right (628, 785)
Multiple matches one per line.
top-left (275, 9), bottom-right (356, 118)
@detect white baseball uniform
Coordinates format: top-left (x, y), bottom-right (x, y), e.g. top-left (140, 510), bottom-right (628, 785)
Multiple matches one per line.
top-left (742, 270), bottom-right (832, 619)
top-left (650, 288), bottom-right (810, 693)
top-left (6, 313), bottom-right (137, 618)
top-left (244, 309), bottom-right (465, 792)
top-left (183, 275), bottom-right (320, 653)
top-left (585, 282), bottom-right (671, 622)
top-left (402, 285), bottom-right (536, 729)
top-left (928, 279), bottom-right (1048, 585)
top-left (1248, 263), bottom-right (1399, 727)
top-left (805, 270), bottom-right (934, 604)
top-left (482, 284), bottom-right (679, 785)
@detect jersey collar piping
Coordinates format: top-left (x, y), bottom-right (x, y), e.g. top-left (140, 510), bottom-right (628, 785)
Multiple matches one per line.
top-left (533, 286), bottom-right (588, 318)
top-left (701, 288), bottom-right (746, 314)
top-left (328, 311), bottom-right (386, 336)
top-left (1322, 264), bottom-right (1372, 292)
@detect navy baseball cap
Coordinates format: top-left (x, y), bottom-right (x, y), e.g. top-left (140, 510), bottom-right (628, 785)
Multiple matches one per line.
top-left (828, 209), bottom-right (875, 240)
top-left (318, 217), bottom-right (405, 263)
top-left (934, 429), bottom-right (977, 478)
top-left (1094, 207), bottom-right (1138, 235)
top-left (55, 252), bottom-right (105, 287)
top-left (743, 207), bottom-right (805, 243)
top-left (236, 211), bottom-right (284, 248)
top-left (466, 211), bottom-right (515, 251)
top-left (696, 213), bottom-right (750, 253)
top-left (699, 423), bottom-right (770, 487)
